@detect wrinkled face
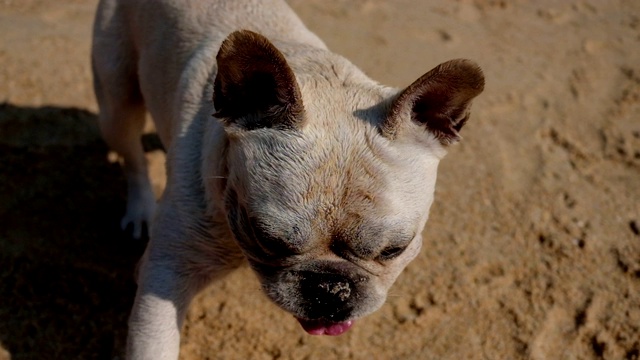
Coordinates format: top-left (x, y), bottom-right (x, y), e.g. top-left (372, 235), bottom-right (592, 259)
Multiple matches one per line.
top-left (212, 31), bottom-right (483, 334)
top-left (222, 114), bottom-right (443, 332)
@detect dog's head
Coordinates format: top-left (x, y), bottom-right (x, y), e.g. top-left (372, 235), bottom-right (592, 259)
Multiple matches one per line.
top-left (212, 30), bottom-right (484, 335)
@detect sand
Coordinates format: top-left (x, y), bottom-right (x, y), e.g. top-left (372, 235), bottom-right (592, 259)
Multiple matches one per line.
top-left (1, 0), bottom-right (639, 359)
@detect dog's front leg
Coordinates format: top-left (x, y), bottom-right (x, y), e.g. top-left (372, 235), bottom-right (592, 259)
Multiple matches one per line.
top-left (126, 253), bottom-right (196, 360)
top-left (125, 200), bottom-right (242, 359)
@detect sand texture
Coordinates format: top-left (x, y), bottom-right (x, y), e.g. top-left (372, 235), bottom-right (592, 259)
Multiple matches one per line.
top-left (1, 0), bottom-right (639, 359)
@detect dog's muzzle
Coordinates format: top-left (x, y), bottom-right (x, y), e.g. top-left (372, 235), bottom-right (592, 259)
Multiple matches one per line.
top-left (296, 270), bottom-right (368, 322)
top-left (300, 271), bottom-right (352, 313)
top-left (256, 261), bottom-right (373, 335)
top-left (294, 271), bottom-right (363, 336)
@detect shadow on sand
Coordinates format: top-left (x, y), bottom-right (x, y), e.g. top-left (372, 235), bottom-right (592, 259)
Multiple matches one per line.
top-left (0, 103), bottom-right (147, 359)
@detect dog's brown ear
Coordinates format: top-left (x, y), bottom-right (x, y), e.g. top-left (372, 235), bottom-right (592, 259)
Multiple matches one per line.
top-left (213, 30), bottom-right (304, 129)
top-left (381, 59), bottom-right (484, 145)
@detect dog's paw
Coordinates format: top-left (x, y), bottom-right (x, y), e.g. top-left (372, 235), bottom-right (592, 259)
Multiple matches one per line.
top-left (121, 188), bottom-right (157, 239)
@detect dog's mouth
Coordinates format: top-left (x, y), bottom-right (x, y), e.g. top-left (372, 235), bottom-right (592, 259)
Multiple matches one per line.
top-left (296, 317), bottom-right (354, 336)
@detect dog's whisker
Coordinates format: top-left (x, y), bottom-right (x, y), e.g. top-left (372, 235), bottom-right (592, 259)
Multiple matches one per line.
top-left (385, 293), bottom-right (405, 298)
top-left (233, 288), bottom-right (263, 294)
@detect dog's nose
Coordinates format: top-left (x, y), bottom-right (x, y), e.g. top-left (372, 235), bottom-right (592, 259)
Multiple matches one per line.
top-left (299, 272), bottom-right (354, 317)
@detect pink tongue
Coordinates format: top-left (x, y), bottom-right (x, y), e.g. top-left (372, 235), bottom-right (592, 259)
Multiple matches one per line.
top-left (297, 318), bottom-right (354, 336)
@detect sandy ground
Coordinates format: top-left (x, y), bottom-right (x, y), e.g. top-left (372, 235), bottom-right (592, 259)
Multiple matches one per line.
top-left (1, 0), bottom-right (639, 359)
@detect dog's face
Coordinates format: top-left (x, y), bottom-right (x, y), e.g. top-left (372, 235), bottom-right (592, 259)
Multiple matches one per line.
top-left (213, 31), bottom-right (484, 335)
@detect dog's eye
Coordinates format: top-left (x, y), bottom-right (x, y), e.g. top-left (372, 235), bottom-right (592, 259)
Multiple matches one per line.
top-left (377, 245), bottom-right (406, 261)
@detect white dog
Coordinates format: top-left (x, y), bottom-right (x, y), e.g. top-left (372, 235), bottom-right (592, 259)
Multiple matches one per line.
top-left (92, 0), bottom-right (484, 358)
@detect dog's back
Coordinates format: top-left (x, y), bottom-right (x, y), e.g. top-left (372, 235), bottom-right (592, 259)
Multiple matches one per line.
top-left (93, 0), bottom-right (325, 147)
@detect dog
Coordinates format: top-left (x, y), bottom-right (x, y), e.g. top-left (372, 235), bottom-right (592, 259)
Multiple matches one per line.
top-left (92, 0), bottom-right (484, 358)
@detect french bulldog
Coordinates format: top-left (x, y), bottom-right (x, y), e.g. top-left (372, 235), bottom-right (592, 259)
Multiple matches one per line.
top-left (91, 0), bottom-right (484, 358)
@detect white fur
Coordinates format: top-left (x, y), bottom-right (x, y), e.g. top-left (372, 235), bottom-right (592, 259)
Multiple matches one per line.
top-left (92, 0), bottom-right (483, 358)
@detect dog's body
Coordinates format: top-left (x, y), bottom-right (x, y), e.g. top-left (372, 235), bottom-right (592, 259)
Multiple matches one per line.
top-left (92, 0), bottom-right (484, 358)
